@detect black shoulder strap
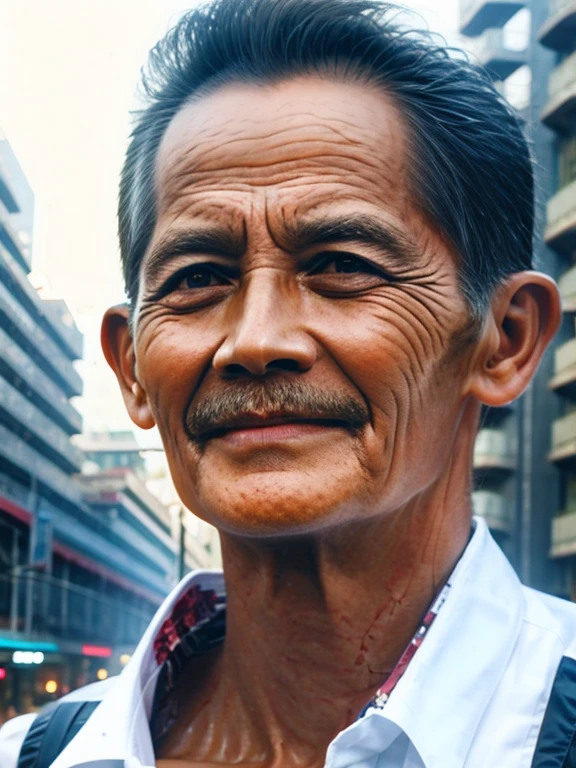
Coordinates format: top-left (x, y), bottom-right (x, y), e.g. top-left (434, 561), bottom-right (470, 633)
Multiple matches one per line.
top-left (18, 700), bottom-right (100, 768)
top-left (532, 656), bottom-right (576, 767)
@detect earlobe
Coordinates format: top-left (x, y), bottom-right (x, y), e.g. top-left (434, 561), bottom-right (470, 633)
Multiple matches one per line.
top-left (470, 272), bottom-right (561, 407)
top-left (101, 305), bottom-right (156, 430)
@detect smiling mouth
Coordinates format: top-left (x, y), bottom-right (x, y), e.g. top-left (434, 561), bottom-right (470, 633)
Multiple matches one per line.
top-left (198, 414), bottom-right (351, 443)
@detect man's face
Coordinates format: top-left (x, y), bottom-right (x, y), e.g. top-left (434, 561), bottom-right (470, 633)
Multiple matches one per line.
top-left (132, 76), bottom-right (476, 536)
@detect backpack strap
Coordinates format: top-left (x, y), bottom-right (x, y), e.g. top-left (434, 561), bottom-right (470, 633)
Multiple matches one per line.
top-left (532, 655), bottom-right (576, 767)
top-left (17, 700), bottom-right (100, 768)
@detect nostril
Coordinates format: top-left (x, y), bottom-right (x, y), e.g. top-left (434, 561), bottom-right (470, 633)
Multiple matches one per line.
top-left (266, 359), bottom-right (302, 373)
top-left (224, 363), bottom-right (252, 378)
top-left (222, 359), bottom-right (305, 378)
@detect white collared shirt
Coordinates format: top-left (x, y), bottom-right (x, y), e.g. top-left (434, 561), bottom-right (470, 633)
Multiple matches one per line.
top-left (3, 517), bottom-right (576, 768)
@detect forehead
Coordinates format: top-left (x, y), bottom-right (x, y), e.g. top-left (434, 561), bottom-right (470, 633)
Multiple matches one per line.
top-left (154, 76), bottom-right (413, 227)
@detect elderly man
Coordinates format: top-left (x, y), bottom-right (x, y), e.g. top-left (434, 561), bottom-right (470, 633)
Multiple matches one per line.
top-left (2, 0), bottom-right (576, 766)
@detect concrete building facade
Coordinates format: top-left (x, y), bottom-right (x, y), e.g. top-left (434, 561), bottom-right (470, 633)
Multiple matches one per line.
top-left (0, 136), bottom-right (181, 714)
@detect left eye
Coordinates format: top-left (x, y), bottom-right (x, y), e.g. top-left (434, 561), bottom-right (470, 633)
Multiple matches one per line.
top-left (304, 252), bottom-right (391, 296)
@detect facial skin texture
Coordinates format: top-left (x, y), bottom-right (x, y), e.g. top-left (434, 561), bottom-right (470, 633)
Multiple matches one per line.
top-left (103, 77), bottom-right (560, 767)
top-left (133, 77), bottom-right (478, 535)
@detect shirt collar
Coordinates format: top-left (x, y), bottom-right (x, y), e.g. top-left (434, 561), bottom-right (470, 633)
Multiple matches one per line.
top-left (50, 570), bottom-right (226, 768)
top-left (326, 518), bottom-right (525, 768)
top-left (52, 519), bottom-right (524, 768)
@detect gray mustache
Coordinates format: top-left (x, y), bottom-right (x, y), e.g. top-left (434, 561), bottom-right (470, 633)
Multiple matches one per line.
top-left (184, 380), bottom-right (369, 441)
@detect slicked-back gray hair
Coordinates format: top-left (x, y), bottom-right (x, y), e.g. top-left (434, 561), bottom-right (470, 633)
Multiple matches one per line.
top-left (119, 0), bottom-right (533, 321)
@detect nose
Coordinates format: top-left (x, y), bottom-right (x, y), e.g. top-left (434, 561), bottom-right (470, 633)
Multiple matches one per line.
top-left (213, 272), bottom-right (318, 377)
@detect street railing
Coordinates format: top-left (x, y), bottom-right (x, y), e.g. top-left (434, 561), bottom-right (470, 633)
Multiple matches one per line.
top-left (0, 570), bottom-right (153, 647)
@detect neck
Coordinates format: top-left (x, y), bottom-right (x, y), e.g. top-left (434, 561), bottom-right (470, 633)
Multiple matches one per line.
top-left (159, 405), bottom-right (478, 767)
top-left (221, 494), bottom-right (470, 742)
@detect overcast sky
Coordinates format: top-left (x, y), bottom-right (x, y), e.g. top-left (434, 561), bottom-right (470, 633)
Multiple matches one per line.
top-left (0, 0), bottom-right (460, 442)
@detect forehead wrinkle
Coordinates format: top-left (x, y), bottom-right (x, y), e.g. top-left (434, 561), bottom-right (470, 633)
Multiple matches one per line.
top-left (164, 82), bottom-right (398, 151)
top-left (158, 196), bottom-right (248, 234)
top-left (161, 137), bottom-right (396, 194)
top-left (151, 79), bottom-right (429, 275)
top-left (156, 93), bottom-right (406, 207)
top-left (158, 143), bottom-right (404, 212)
top-left (194, 135), bottom-right (366, 175)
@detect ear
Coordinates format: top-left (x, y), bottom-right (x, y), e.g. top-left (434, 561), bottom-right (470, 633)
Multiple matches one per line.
top-left (469, 271), bottom-right (561, 407)
top-left (101, 304), bottom-right (156, 430)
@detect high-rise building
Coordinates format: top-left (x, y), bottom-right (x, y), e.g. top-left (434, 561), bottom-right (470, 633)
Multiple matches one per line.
top-left (459, 0), bottom-right (576, 595)
top-left (538, 0), bottom-right (576, 597)
top-left (76, 429), bottom-right (222, 576)
top-left (0, 134), bottom-right (178, 714)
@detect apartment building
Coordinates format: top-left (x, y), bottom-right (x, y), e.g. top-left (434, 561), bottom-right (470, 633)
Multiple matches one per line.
top-left (0, 134), bottom-right (175, 713)
top-left (459, 0), bottom-right (576, 594)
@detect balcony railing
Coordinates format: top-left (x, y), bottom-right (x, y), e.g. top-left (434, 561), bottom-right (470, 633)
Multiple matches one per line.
top-left (49, 501), bottom-right (174, 593)
top-left (539, 0), bottom-right (576, 51)
top-left (542, 50), bottom-right (576, 129)
top-left (0, 166), bottom-right (18, 215)
top-left (0, 422), bottom-right (84, 509)
top-left (0, 215), bottom-right (29, 273)
top-left (0, 376), bottom-right (83, 473)
top-left (460, 0), bottom-right (526, 37)
top-left (0, 325), bottom-right (82, 435)
top-left (550, 337), bottom-right (576, 397)
top-left (44, 300), bottom-right (83, 361)
top-left (0, 572), bottom-right (154, 648)
top-left (0, 279), bottom-right (82, 397)
top-left (551, 511), bottom-right (576, 557)
top-left (0, 468), bottom-right (174, 595)
top-left (472, 489), bottom-right (513, 532)
top-left (78, 471), bottom-right (173, 533)
top-left (468, 28), bottom-right (526, 80)
top-left (545, 177), bottom-right (576, 253)
top-left (473, 428), bottom-right (517, 471)
top-left (550, 411), bottom-right (576, 464)
top-left (0, 244), bottom-right (83, 361)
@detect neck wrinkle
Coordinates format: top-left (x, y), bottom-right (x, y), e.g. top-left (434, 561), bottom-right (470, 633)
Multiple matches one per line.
top-left (216, 404), bottom-right (476, 757)
top-left (159, 398), bottom-right (479, 767)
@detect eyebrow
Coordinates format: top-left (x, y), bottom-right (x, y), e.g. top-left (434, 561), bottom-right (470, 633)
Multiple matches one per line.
top-left (143, 226), bottom-right (247, 286)
top-left (285, 214), bottom-right (421, 268)
top-left (143, 213), bottom-right (421, 286)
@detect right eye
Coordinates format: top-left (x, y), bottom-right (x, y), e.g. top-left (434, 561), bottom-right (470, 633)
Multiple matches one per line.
top-left (150, 263), bottom-right (235, 310)
top-left (175, 265), bottom-right (229, 290)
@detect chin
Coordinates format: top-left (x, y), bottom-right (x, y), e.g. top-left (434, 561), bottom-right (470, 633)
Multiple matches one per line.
top-left (192, 469), bottom-right (362, 538)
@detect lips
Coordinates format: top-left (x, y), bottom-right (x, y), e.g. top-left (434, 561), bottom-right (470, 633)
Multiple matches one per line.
top-left (184, 380), bottom-right (370, 444)
top-left (197, 413), bottom-right (350, 442)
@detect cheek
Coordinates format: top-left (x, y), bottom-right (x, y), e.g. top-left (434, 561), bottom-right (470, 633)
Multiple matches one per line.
top-left (135, 318), bottom-right (216, 430)
top-left (315, 289), bottom-right (454, 407)
top-left (311, 291), bottom-right (466, 477)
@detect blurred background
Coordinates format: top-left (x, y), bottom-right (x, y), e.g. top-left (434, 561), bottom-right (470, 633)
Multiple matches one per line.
top-left (0, 0), bottom-right (573, 719)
